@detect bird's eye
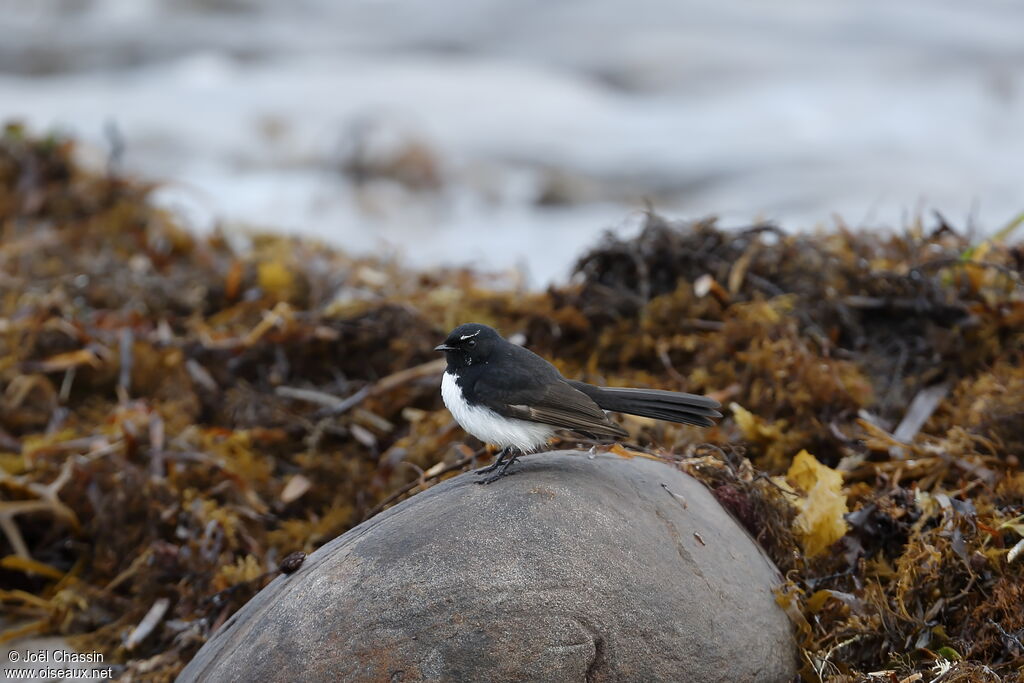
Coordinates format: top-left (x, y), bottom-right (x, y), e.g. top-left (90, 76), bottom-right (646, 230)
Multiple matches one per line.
top-left (467, 340), bottom-right (477, 348)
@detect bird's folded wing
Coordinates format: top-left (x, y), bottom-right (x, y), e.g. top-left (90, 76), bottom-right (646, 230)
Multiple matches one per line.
top-left (474, 373), bottom-right (628, 438)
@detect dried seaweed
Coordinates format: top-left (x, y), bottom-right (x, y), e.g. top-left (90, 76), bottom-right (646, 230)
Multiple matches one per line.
top-left (2, 124), bottom-right (1022, 681)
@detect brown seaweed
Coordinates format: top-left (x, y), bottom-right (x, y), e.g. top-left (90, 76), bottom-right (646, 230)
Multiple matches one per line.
top-left (1, 124), bottom-right (1022, 681)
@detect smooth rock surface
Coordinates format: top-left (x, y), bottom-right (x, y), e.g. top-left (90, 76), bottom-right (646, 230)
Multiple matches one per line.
top-left (178, 451), bottom-right (796, 682)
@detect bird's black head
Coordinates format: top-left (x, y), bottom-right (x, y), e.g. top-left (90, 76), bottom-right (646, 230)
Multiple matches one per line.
top-left (434, 323), bottom-right (502, 369)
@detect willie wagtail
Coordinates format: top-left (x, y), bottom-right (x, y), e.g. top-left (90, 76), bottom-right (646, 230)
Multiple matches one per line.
top-left (435, 323), bottom-right (722, 483)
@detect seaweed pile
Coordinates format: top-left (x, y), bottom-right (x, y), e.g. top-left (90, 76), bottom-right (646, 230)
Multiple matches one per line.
top-left (1, 125), bottom-right (1022, 681)
top-left (571, 214), bottom-right (1024, 681)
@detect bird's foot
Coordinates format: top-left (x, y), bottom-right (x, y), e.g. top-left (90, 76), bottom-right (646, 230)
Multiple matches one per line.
top-left (477, 469), bottom-right (516, 485)
top-left (474, 462), bottom-right (501, 475)
top-left (474, 447), bottom-right (511, 476)
top-left (476, 454), bottom-right (520, 484)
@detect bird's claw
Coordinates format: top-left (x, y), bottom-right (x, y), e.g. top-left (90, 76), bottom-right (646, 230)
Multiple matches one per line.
top-left (477, 469), bottom-right (515, 485)
top-left (471, 447), bottom-right (519, 484)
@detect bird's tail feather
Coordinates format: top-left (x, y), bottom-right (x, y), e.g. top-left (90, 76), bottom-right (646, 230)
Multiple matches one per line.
top-left (569, 382), bottom-right (722, 428)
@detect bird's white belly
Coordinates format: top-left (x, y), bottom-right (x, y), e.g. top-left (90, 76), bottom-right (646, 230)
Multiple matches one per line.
top-left (441, 372), bottom-right (554, 452)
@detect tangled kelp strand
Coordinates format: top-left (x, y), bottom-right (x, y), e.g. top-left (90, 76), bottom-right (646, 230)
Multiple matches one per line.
top-left (2, 125), bottom-right (1023, 680)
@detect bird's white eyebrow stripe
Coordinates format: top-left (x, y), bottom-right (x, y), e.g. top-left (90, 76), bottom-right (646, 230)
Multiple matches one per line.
top-left (460, 330), bottom-right (481, 340)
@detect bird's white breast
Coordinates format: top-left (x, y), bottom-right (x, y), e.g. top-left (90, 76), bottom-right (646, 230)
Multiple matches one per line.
top-left (441, 372), bottom-right (554, 452)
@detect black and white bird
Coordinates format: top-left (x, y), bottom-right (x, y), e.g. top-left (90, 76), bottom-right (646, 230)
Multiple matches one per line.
top-left (435, 323), bottom-right (722, 483)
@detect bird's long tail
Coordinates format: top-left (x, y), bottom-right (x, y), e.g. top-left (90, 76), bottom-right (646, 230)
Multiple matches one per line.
top-left (569, 382), bottom-right (722, 428)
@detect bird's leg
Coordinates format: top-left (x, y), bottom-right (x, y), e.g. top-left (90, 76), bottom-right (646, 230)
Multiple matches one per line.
top-left (474, 446), bottom-right (510, 475)
top-left (478, 449), bottom-right (521, 485)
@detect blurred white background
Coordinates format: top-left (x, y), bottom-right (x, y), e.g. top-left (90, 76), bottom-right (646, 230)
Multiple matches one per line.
top-left (1, 0), bottom-right (1021, 283)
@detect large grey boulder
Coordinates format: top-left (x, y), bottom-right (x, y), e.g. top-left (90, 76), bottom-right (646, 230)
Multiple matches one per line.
top-left (178, 451), bottom-right (796, 682)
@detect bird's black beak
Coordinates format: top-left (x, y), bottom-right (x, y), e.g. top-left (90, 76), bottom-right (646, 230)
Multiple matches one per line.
top-left (434, 344), bottom-right (455, 352)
